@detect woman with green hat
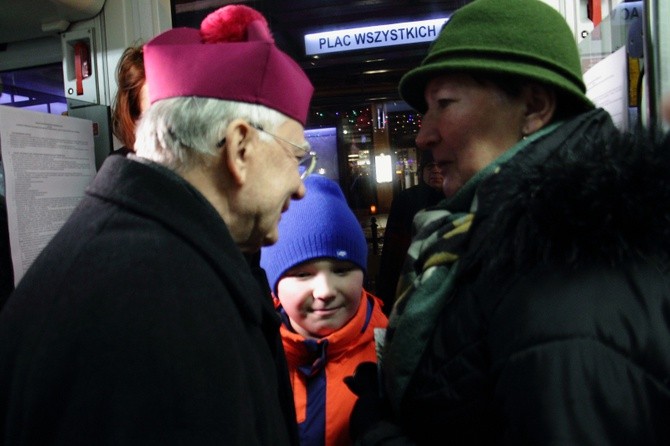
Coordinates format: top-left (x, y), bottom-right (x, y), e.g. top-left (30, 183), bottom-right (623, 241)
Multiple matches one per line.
top-left (345, 0), bottom-right (670, 444)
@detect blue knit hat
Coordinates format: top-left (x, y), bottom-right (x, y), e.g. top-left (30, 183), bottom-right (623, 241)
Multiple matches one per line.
top-left (261, 175), bottom-right (368, 294)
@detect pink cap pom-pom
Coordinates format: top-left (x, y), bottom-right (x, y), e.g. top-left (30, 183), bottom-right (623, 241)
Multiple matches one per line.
top-left (200, 5), bottom-right (272, 43)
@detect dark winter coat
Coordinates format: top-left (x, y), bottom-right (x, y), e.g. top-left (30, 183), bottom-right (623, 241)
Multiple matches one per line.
top-left (0, 155), bottom-right (299, 446)
top-left (363, 109), bottom-right (670, 444)
top-left (377, 182), bottom-right (444, 311)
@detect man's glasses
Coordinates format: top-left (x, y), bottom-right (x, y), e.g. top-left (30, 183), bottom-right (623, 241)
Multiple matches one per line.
top-left (251, 125), bottom-right (317, 179)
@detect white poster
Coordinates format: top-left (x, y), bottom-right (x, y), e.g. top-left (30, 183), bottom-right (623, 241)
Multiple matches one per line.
top-left (584, 46), bottom-right (629, 131)
top-left (0, 106), bottom-right (96, 284)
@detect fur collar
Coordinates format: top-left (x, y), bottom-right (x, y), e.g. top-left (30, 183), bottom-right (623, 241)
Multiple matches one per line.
top-left (463, 110), bottom-right (670, 280)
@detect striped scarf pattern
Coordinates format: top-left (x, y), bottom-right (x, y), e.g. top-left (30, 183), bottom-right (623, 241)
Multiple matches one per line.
top-left (382, 209), bottom-right (473, 413)
top-left (381, 122), bottom-right (561, 414)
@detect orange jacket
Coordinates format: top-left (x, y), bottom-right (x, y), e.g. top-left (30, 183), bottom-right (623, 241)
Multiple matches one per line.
top-left (278, 291), bottom-right (388, 446)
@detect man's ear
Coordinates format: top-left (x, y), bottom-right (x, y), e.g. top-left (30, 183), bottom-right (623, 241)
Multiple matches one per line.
top-left (521, 84), bottom-right (557, 136)
top-left (221, 119), bottom-right (254, 186)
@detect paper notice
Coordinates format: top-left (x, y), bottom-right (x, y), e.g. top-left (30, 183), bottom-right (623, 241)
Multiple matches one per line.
top-left (583, 46), bottom-right (629, 131)
top-left (0, 106), bottom-right (96, 284)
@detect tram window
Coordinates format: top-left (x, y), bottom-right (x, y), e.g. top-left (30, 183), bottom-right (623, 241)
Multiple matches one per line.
top-left (0, 63), bottom-right (67, 115)
top-left (305, 127), bottom-right (339, 181)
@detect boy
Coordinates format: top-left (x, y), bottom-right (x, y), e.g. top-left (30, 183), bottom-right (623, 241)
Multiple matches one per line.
top-left (261, 175), bottom-right (388, 446)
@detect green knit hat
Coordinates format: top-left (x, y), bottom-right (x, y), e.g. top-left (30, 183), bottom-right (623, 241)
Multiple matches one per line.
top-left (399, 0), bottom-right (594, 113)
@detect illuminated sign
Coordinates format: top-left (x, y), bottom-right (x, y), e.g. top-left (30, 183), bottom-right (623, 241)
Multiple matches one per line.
top-left (375, 154), bottom-right (393, 183)
top-left (304, 18), bottom-right (450, 56)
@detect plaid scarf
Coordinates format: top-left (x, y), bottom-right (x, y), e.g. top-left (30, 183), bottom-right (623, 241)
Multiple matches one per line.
top-left (382, 122), bottom-right (561, 414)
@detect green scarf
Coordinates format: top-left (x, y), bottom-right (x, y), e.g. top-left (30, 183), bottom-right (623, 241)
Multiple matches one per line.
top-left (382, 122), bottom-right (561, 414)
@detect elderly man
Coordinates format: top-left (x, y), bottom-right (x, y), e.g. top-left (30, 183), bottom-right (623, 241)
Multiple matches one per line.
top-left (0, 5), bottom-right (313, 445)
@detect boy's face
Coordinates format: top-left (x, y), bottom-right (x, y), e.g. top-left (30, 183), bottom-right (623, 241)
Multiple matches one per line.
top-left (276, 258), bottom-right (364, 339)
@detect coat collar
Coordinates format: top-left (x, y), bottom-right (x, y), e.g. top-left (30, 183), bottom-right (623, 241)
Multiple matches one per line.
top-left (463, 108), bottom-right (670, 281)
top-left (86, 155), bottom-right (275, 326)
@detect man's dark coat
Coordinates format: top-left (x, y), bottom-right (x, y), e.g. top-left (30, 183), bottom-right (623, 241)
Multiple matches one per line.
top-left (0, 156), bottom-right (299, 445)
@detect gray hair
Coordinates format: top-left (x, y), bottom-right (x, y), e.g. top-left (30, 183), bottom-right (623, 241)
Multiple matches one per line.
top-left (134, 97), bottom-right (290, 170)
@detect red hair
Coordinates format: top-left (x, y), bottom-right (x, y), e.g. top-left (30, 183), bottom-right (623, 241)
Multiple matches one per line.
top-left (111, 45), bottom-right (145, 150)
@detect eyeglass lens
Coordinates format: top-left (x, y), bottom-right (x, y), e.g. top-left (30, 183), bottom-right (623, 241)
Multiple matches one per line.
top-left (253, 124), bottom-right (317, 179)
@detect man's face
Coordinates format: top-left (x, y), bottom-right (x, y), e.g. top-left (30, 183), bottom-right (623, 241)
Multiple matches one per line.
top-left (233, 119), bottom-right (308, 252)
top-left (421, 159), bottom-right (444, 192)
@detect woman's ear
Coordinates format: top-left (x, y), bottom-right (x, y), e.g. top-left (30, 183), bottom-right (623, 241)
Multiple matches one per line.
top-left (521, 84), bottom-right (557, 136)
top-left (221, 119), bottom-right (253, 186)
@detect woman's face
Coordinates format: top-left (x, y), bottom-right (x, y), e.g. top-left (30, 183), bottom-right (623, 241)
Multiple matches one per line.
top-left (416, 73), bottom-right (527, 197)
top-left (138, 83), bottom-right (151, 117)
